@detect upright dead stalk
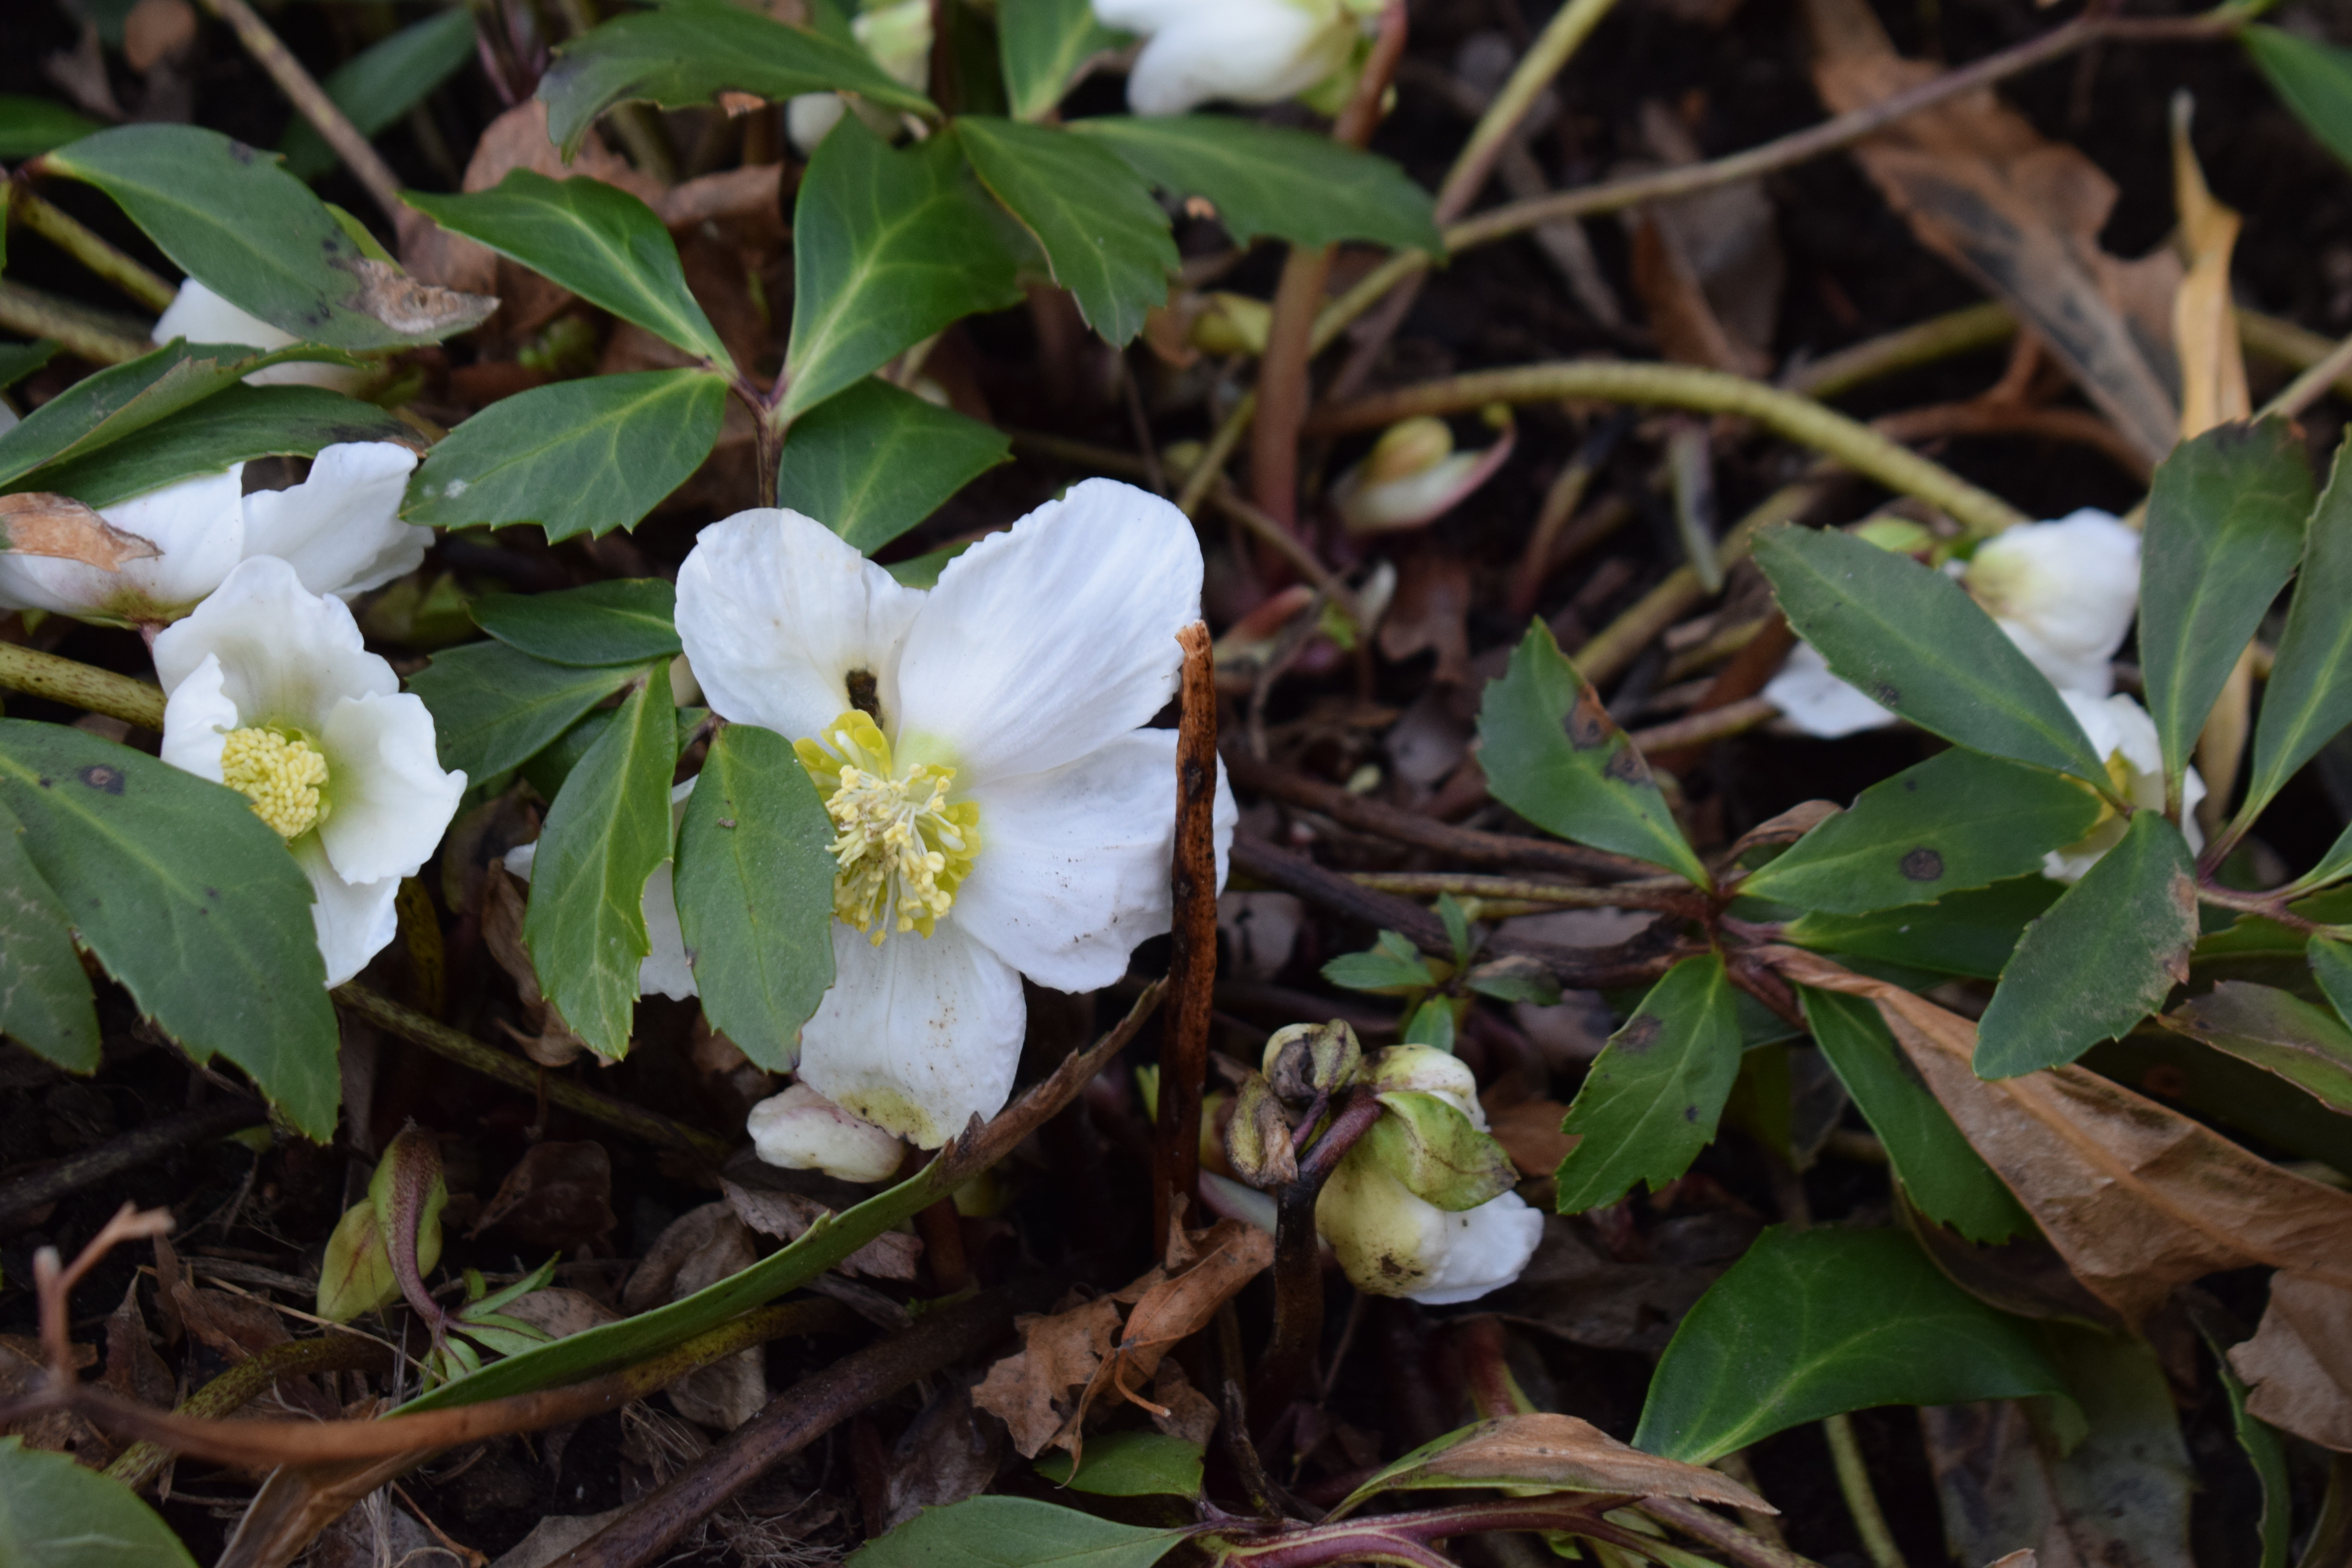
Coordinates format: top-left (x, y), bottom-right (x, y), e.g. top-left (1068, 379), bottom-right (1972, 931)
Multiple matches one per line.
top-left (1156, 621), bottom-right (1220, 1252)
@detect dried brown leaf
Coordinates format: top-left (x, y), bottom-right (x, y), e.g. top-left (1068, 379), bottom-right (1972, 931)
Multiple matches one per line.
top-left (1486, 1099), bottom-right (1579, 1178)
top-left (2170, 100), bottom-right (2249, 440)
top-left (122, 0), bottom-right (195, 72)
top-left (0, 494), bottom-right (159, 571)
top-left (103, 1279), bottom-right (174, 1409)
top-left (344, 258), bottom-right (496, 339)
top-left (1393, 1412), bottom-right (1773, 1510)
top-left (719, 1178), bottom-right (922, 1281)
top-left (972, 1295), bottom-right (1123, 1459)
top-left (2227, 1270), bottom-right (2352, 1451)
top-left (622, 1200), bottom-right (748, 1315)
top-left (1773, 948), bottom-right (2352, 1326)
top-left (470, 1142), bottom-right (615, 1252)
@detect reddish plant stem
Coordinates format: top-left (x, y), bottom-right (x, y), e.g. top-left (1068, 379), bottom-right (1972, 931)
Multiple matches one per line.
top-left (1250, 1091), bottom-right (1382, 1424)
top-left (1247, 0), bottom-right (1410, 538)
top-left (1156, 623), bottom-right (1221, 1251)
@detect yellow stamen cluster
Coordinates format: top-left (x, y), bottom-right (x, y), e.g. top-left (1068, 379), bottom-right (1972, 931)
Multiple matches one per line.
top-left (220, 726), bottom-right (329, 840)
top-left (795, 710), bottom-right (979, 944)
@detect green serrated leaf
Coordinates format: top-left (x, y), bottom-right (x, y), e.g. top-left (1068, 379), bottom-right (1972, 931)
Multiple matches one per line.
top-left (2161, 980), bottom-right (2352, 1114)
top-left (1321, 929), bottom-right (1435, 994)
top-left (850, 1496), bottom-right (1191, 1568)
top-left (1071, 115), bottom-right (1443, 252)
top-left (2139, 418), bottom-right (2315, 789)
top-left (46, 125), bottom-right (492, 349)
top-left (0, 808), bottom-right (101, 1072)
top-left (1973, 811), bottom-right (2198, 1078)
top-left (17, 383), bottom-right (416, 510)
top-left (523, 669), bottom-right (675, 1056)
top-left (1477, 621), bottom-right (1710, 885)
top-left (0, 1435), bottom-right (199, 1568)
top-left (538, 4), bottom-right (936, 160)
top-left (2246, 434), bottom-right (2352, 820)
top-left (956, 116), bottom-right (1177, 345)
top-left (473, 580), bottom-right (680, 668)
top-left (0, 722), bottom-right (338, 1137)
top-left (1744, 749), bottom-right (2103, 915)
top-left (673, 724), bottom-right (837, 1072)
top-left (407, 641), bottom-right (639, 782)
top-left (1632, 1227), bottom-right (2067, 1465)
top-left (1554, 954), bottom-right (1744, 1214)
top-left (1778, 876), bottom-right (2058, 979)
top-left (2247, 24), bottom-right (2352, 176)
top-left (1754, 523), bottom-right (2111, 789)
top-left (1034, 1430), bottom-right (1203, 1497)
top-left (998, 0), bottom-right (1125, 120)
top-left (775, 376), bottom-right (1010, 552)
top-left (403, 368), bottom-right (726, 541)
top-left (405, 173), bottom-right (732, 366)
top-left (784, 119), bottom-right (1025, 423)
top-left (282, 9), bottom-right (478, 181)
top-left (1801, 987), bottom-right (2027, 1243)
top-left (0, 95), bottom-right (102, 161)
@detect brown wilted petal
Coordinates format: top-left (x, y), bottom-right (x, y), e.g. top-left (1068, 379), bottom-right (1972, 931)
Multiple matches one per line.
top-left (0, 494), bottom-right (159, 572)
top-left (2229, 1270), bottom-right (2352, 1451)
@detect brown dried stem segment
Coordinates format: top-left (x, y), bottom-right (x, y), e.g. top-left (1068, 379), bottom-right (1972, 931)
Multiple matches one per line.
top-left (192, 0), bottom-right (407, 229)
top-left (106, 1333), bottom-right (396, 1494)
top-left (1156, 621), bottom-right (1220, 1252)
top-left (0, 1096), bottom-right (262, 1228)
top-left (1250, 1090), bottom-right (1382, 1425)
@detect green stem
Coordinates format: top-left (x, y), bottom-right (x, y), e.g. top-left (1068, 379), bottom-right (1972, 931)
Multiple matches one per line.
top-left (0, 279), bottom-right (153, 366)
top-left (1781, 302), bottom-right (2016, 401)
top-left (6, 185), bottom-right (178, 313)
top-left (1822, 1413), bottom-right (1907, 1568)
top-left (1310, 362), bottom-right (2026, 539)
top-left (0, 642), bottom-right (168, 729)
top-left (1434, 0), bottom-right (1621, 222)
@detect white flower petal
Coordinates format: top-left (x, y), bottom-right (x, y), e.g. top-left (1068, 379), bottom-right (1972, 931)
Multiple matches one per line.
top-left (153, 557), bottom-right (393, 731)
top-left (1406, 1189), bottom-right (1545, 1306)
top-left (155, 279), bottom-right (368, 392)
top-left (0, 466), bottom-right (246, 621)
top-left (675, 509), bottom-right (923, 746)
top-left (1762, 641), bottom-right (1895, 739)
top-left (787, 93), bottom-right (847, 153)
top-left (2042, 692), bottom-right (2205, 882)
top-left (317, 691), bottom-right (465, 885)
top-left (796, 918), bottom-right (1025, 1149)
top-left (292, 835), bottom-right (400, 987)
top-left (159, 653), bottom-right (239, 783)
top-left (1120, 2), bottom-right (1352, 114)
top-left (747, 1083), bottom-right (906, 1183)
top-left (240, 443), bottom-right (430, 599)
top-left (1965, 510), bottom-right (2140, 697)
top-left (640, 780), bottom-right (698, 1001)
top-left (894, 479), bottom-right (1202, 780)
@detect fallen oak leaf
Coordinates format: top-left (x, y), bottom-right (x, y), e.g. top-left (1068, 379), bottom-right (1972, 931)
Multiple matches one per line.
top-left (0, 494), bottom-right (159, 570)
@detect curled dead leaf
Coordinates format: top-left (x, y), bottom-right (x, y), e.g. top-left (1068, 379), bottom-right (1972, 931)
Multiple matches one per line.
top-left (0, 493), bottom-right (160, 571)
top-left (2227, 1269), bottom-right (2352, 1451)
top-left (343, 258), bottom-right (497, 339)
top-left (1333, 1412), bottom-right (1774, 1519)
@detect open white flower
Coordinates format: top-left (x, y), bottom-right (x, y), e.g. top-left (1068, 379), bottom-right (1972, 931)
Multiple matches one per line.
top-left (503, 780), bottom-right (697, 1002)
top-left (1095, 0), bottom-right (1366, 117)
top-left (1964, 508), bottom-right (2140, 698)
top-left (675, 479), bottom-right (1236, 1147)
top-left (0, 441), bottom-right (430, 626)
top-left (2044, 691), bottom-right (2205, 882)
top-left (155, 557), bottom-right (466, 985)
top-left (154, 279), bottom-right (374, 394)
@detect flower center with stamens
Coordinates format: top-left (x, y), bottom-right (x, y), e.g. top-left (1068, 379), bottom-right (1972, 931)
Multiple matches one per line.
top-left (220, 726), bottom-right (330, 840)
top-left (795, 711), bottom-right (979, 944)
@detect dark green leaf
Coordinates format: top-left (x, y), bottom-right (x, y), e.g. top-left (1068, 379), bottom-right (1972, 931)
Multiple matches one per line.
top-left (2302, 821), bottom-right (2352, 893)
top-left (0, 95), bottom-right (102, 160)
top-left (0, 722), bottom-right (338, 1137)
top-left (2196, 1312), bottom-right (2293, 1568)
top-left (1801, 987), bottom-right (2027, 1243)
top-left (404, 369), bottom-right (726, 541)
top-left (1632, 1227), bottom-right (2068, 1465)
top-left (405, 172), bottom-right (731, 366)
top-left (522, 703), bottom-right (701, 809)
top-left (1477, 621), bottom-right (1710, 884)
top-left (2139, 419), bottom-right (2315, 787)
top-left (18, 383), bottom-right (417, 509)
top-left (1753, 523), bottom-right (2111, 789)
top-left (2247, 435), bottom-right (2352, 818)
top-left (956, 117), bottom-right (1177, 345)
top-left (784, 120), bottom-right (1025, 422)
top-left (1554, 955), bottom-right (1744, 1214)
top-left (1779, 876), bottom-right (2058, 979)
top-left (1321, 929), bottom-right (1435, 994)
top-left (2161, 980), bottom-right (2352, 1114)
top-left (2247, 25), bottom-right (2352, 175)
top-left (1034, 1431), bottom-right (1203, 1497)
top-left (1465, 956), bottom-right (1559, 1005)
top-left (998, 0), bottom-right (1125, 121)
top-left (1071, 115), bottom-right (1443, 251)
top-left (0, 809), bottom-right (101, 1072)
top-left (673, 725), bottom-right (837, 1072)
top-left (523, 669), bottom-right (675, 1056)
top-left (0, 340), bottom-right (59, 392)
top-left (2313, 935), bottom-right (2352, 1031)
top-left (883, 541), bottom-right (968, 588)
top-left (1974, 811), bottom-right (2198, 1078)
top-left (45, 125), bottom-right (492, 349)
top-left (539, 5), bottom-right (936, 159)
top-left (282, 10), bottom-right (477, 181)
top-left (407, 642), bottom-right (638, 780)
top-left (1744, 750), bottom-right (2103, 915)
top-left (473, 580), bottom-right (679, 668)
top-left (850, 1497), bottom-right (1191, 1568)
top-left (775, 376), bottom-right (1009, 552)
top-left (0, 1435), bottom-right (198, 1568)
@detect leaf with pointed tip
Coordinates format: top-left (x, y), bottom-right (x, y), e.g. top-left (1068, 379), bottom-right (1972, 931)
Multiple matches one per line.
top-left (1974, 811), bottom-right (2199, 1078)
top-left (2247, 435), bottom-right (2352, 819)
top-left (849, 1497), bottom-right (1191, 1568)
top-left (1331, 1413), bottom-right (1769, 1519)
top-left (1554, 955), bottom-right (1744, 1214)
top-left (2162, 980), bottom-right (2352, 1114)
top-left (0, 810), bottom-right (100, 1072)
top-left (775, 376), bottom-right (1010, 553)
top-left (407, 642), bottom-right (639, 785)
top-left (1778, 876), bottom-right (2058, 979)
top-left (999, 0), bottom-right (1125, 121)
top-left (472, 580), bottom-right (679, 668)
top-left (18, 384), bottom-right (417, 510)
top-left (1072, 115), bottom-right (1442, 252)
top-left (1033, 1431), bottom-right (1202, 1497)
top-left (957, 117), bottom-right (1176, 346)
top-left (2246, 25), bottom-right (2352, 176)
top-left (281, 9), bottom-right (477, 181)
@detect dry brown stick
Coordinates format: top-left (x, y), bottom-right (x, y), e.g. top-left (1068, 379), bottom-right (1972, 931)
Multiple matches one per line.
top-left (105, 1334), bottom-right (396, 1493)
top-left (553, 1286), bottom-right (1046, 1568)
top-left (0, 1097), bottom-right (264, 1229)
top-left (1157, 622), bottom-right (1220, 1252)
top-left (1625, 694), bottom-right (1780, 757)
top-left (193, 0), bottom-right (407, 229)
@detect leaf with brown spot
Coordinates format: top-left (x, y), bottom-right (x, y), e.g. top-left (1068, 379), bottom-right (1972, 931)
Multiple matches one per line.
top-left (2227, 1270), bottom-right (2352, 1451)
top-left (1771, 948), bottom-right (2352, 1327)
top-left (0, 493), bottom-right (159, 570)
top-left (1328, 1412), bottom-right (1774, 1520)
top-left (343, 258), bottom-right (496, 339)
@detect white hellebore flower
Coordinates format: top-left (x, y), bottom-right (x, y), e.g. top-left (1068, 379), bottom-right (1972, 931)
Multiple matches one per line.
top-left (747, 1082), bottom-right (906, 1183)
top-left (155, 557), bottom-right (466, 985)
top-left (2044, 691), bottom-right (2205, 883)
top-left (0, 441), bottom-right (430, 626)
top-left (154, 279), bottom-right (373, 394)
top-left (504, 780), bottom-right (697, 1002)
top-left (677, 479), bottom-right (1236, 1149)
top-left (1095, 0), bottom-right (1367, 118)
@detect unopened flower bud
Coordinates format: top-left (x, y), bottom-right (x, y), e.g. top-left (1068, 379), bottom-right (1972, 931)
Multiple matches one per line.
top-left (1263, 1019), bottom-right (1363, 1107)
top-left (1224, 1072), bottom-right (1300, 1189)
top-left (1189, 292), bottom-right (1272, 357)
top-left (1365, 417), bottom-right (1454, 485)
top-left (747, 1083), bottom-right (906, 1184)
top-left (1362, 1044), bottom-right (1481, 1124)
top-left (1332, 417), bottom-right (1513, 536)
top-left (319, 1129), bottom-right (446, 1323)
top-left (1315, 1145), bottom-right (1542, 1305)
